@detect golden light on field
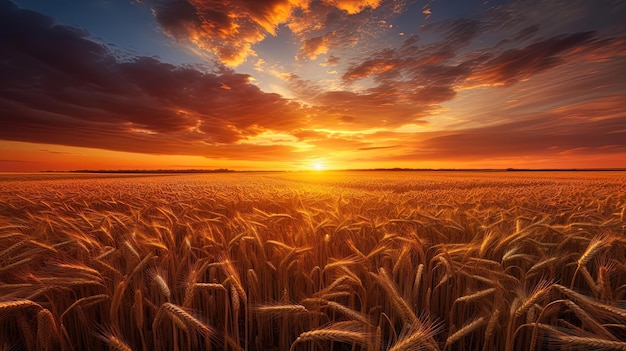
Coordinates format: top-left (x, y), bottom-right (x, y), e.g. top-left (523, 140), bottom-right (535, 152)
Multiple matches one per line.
top-left (1, 171), bottom-right (625, 350)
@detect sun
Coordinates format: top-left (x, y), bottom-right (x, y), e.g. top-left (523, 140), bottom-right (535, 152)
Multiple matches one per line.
top-left (314, 163), bottom-right (324, 171)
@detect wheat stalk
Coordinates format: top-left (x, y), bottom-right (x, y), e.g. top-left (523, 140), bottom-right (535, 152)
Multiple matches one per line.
top-left (554, 284), bottom-right (626, 319)
top-left (564, 300), bottom-right (615, 340)
top-left (61, 294), bottom-right (109, 323)
top-left (369, 267), bottom-right (419, 326)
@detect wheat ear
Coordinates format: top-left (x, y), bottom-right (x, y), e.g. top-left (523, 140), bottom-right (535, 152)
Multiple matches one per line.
top-left (0, 299), bottom-right (42, 312)
top-left (369, 267), bottom-right (419, 326)
top-left (445, 317), bottom-right (486, 348)
top-left (162, 302), bottom-right (214, 337)
top-left (104, 335), bottom-right (133, 351)
top-left (37, 309), bottom-right (58, 347)
top-left (290, 329), bottom-right (368, 351)
top-left (558, 336), bottom-right (626, 350)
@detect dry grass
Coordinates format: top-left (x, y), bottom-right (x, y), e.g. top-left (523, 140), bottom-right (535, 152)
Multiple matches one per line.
top-left (1, 170), bottom-right (625, 350)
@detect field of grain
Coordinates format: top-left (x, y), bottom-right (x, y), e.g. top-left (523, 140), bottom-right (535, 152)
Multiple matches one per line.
top-left (1, 171), bottom-right (625, 351)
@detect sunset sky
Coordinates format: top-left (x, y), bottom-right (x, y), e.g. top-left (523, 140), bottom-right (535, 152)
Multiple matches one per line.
top-left (1, 0), bottom-right (625, 171)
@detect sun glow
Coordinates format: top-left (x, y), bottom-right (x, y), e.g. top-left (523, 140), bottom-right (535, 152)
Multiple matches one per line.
top-left (314, 162), bottom-right (324, 171)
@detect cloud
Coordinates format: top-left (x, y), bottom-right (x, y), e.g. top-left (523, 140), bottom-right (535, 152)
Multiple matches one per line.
top-left (291, 129), bottom-right (329, 141)
top-left (422, 8), bottom-right (431, 19)
top-left (414, 115), bottom-right (626, 161)
top-left (361, 81), bottom-right (626, 164)
top-left (513, 25), bottom-right (540, 42)
top-left (467, 31), bottom-right (597, 87)
top-left (342, 53), bottom-right (400, 82)
top-left (147, 0), bottom-right (389, 65)
top-left (0, 159), bottom-right (40, 164)
top-left (321, 0), bottom-right (381, 14)
top-left (335, 27), bottom-right (614, 119)
top-left (286, 26), bottom-right (615, 132)
top-left (419, 6), bottom-right (521, 52)
top-left (337, 115), bottom-right (356, 123)
top-left (0, 2), bottom-right (306, 158)
top-left (287, 0), bottom-right (399, 63)
top-left (309, 89), bottom-right (432, 129)
top-left (282, 73), bottom-right (324, 100)
top-left (323, 55), bottom-right (340, 66)
top-left (40, 149), bottom-right (84, 156)
top-left (357, 145), bottom-right (397, 151)
top-left (149, 0), bottom-right (201, 39)
top-left (149, 0), bottom-right (298, 65)
top-left (298, 32), bottom-right (333, 60)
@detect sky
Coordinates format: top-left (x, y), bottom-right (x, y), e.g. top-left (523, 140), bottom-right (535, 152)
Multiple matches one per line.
top-left (1, 0), bottom-right (625, 171)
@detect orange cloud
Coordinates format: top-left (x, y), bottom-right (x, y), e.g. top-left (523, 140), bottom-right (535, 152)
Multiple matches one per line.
top-left (149, 0), bottom-right (387, 65)
top-left (342, 57), bottom-right (400, 82)
top-left (322, 0), bottom-right (381, 14)
top-left (150, 0), bottom-right (305, 65)
top-left (298, 33), bottom-right (333, 60)
top-left (289, 0), bottom-right (396, 61)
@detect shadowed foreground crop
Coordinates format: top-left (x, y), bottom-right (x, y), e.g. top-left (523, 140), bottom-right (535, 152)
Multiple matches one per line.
top-left (1, 171), bottom-right (625, 350)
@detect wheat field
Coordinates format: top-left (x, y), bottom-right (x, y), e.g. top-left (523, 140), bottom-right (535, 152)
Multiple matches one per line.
top-left (1, 171), bottom-right (625, 350)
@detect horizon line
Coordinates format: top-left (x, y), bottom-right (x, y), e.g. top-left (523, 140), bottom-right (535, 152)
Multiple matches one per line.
top-left (21, 167), bottom-right (626, 173)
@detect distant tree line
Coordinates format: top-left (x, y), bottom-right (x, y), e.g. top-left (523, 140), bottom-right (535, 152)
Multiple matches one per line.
top-left (41, 169), bottom-right (235, 174)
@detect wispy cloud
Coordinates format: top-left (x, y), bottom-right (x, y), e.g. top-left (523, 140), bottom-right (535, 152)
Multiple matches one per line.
top-left (40, 149), bottom-right (84, 156)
